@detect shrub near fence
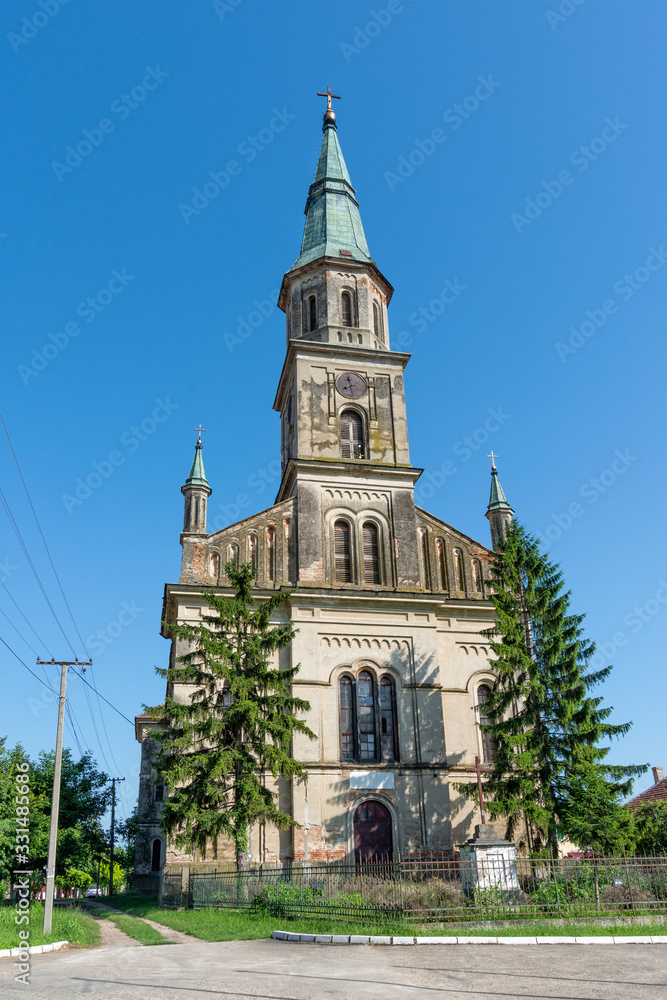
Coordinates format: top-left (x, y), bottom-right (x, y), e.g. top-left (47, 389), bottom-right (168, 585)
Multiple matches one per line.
top-left (160, 856), bottom-right (667, 923)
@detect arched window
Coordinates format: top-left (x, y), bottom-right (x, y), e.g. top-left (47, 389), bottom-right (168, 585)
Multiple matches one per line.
top-left (357, 671), bottom-right (376, 760)
top-left (228, 542), bottom-right (239, 568)
top-left (477, 684), bottom-right (495, 763)
top-left (194, 497), bottom-right (200, 528)
top-left (339, 669), bottom-right (398, 762)
top-left (373, 302), bottom-right (380, 339)
top-left (362, 522), bottom-right (381, 585)
top-left (339, 410), bottom-right (365, 459)
top-left (341, 291), bottom-right (352, 327)
top-left (453, 548), bottom-right (465, 591)
top-left (436, 538), bottom-right (447, 591)
top-left (472, 558), bottom-right (483, 593)
top-left (266, 526), bottom-right (276, 581)
top-left (379, 676), bottom-right (397, 761)
top-left (308, 295), bottom-right (317, 332)
top-left (334, 520), bottom-right (352, 583)
top-left (151, 838), bottom-right (162, 872)
top-left (209, 553), bottom-right (220, 579)
top-left (340, 676), bottom-right (354, 760)
top-left (248, 534), bottom-right (258, 573)
top-left (419, 529), bottom-right (430, 590)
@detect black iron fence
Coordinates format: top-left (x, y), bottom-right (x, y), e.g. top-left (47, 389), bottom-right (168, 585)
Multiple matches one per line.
top-left (161, 855), bottom-right (667, 922)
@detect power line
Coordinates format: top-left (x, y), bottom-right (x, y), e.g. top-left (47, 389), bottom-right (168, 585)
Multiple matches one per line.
top-left (0, 580), bottom-right (53, 657)
top-left (0, 635), bottom-right (85, 753)
top-left (0, 412), bottom-right (128, 774)
top-left (71, 667), bottom-right (135, 727)
top-left (0, 410), bottom-right (88, 656)
top-left (0, 484), bottom-right (77, 658)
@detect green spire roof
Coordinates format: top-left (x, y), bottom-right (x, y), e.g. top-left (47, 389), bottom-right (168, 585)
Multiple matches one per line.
top-left (487, 465), bottom-right (513, 513)
top-left (290, 114), bottom-right (372, 271)
top-left (184, 439), bottom-right (209, 488)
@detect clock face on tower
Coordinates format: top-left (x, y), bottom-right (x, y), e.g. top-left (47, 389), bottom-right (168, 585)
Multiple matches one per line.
top-left (336, 372), bottom-right (367, 398)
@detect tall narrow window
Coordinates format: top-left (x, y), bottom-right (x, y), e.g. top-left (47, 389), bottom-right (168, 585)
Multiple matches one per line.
top-left (453, 548), bottom-right (465, 591)
top-left (472, 558), bottom-right (483, 593)
top-left (334, 520), bottom-right (352, 583)
top-left (283, 518), bottom-right (291, 581)
top-left (228, 542), bottom-right (239, 568)
top-left (357, 671), bottom-right (376, 760)
top-left (477, 685), bottom-right (495, 763)
top-left (373, 302), bottom-right (380, 339)
top-left (267, 526), bottom-right (276, 581)
top-left (340, 676), bottom-right (355, 759)
top-left (151, 839), bottom-right (162, 872)
top-left (308, 295), bottom-right (317, 332)
top-left (342, 291), bottom-right (352, 327)
top-left (339, 410), bottom-right (365, 459)
top-left (362, 522), bottom-right (381, 585)
top-left (436, 538), bottom-right (447, 591)
top-left (379, 676), bottom-right (397, 761)
top-left (249, 534), bottom-right (258, 573)
top-left (420, 529), bottom-right (430, 590)
top-left (209, 552), bottom-right (220, 578)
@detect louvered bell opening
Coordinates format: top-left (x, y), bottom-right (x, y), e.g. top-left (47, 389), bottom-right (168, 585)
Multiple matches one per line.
top-left (334, 520), bottom-right (351, 583)
top-left (339, 410), bottom-right (364, 460)
top-left (363, 522), bottom-right (380, 585)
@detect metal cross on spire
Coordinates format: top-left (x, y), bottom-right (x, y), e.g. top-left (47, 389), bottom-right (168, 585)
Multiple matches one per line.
top-left (487, 451), bottom-right (498, 469)
top-left (194, 424), bottom-right (207, 442)
top-left (317, 85), bottom-right (341, 111)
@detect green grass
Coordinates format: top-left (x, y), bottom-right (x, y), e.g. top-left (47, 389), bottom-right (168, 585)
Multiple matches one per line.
top-left (106, 894), bottom-right (667, 941)
top-left (0, 902), bottom-right (101, 949)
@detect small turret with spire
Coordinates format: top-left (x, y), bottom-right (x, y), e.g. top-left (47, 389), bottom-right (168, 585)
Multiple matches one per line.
top-left (485, 452), bottom-right (514, 550)
top-left (181, 427), bottom-right (211, 535)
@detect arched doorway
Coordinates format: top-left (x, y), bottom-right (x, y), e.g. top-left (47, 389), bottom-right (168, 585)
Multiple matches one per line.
top-left (353, 800), bottom-right (393, 864)
top-left (151, 838), bottom-right (162, 872)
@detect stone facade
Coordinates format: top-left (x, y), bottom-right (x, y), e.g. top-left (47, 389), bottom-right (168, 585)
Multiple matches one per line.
top-left (134, 105), bottom-right (510, 875)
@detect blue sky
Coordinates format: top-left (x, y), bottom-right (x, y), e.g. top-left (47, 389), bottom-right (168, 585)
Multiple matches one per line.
top-left (2, 0), bottom-right (665, 827)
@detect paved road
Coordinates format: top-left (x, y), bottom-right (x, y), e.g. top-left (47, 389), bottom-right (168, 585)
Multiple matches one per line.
top-left (1, 938), bottom-right (665, 999)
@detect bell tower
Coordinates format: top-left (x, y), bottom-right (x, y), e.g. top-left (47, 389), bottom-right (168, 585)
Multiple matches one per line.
top-left (273, 92), bottom-right (423, 589)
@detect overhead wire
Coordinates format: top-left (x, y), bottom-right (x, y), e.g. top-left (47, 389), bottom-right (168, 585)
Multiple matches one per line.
top-left (0, 411), bottom-right (133, 780)
top-left (0, 634), bottom-right (85, 754)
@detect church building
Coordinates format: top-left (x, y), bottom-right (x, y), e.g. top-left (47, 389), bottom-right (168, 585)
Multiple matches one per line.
top-left (133, 94), bottom-right (514, 885)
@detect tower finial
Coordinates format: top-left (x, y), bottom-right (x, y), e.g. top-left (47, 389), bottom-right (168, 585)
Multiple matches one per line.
top-left (485, 460), bottom-right (514, 551)
top-left (317, 85), bottom-right (341, 127)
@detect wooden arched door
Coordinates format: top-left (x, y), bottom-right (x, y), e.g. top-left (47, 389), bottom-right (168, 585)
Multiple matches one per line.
top-left (353, 800), bottom-right (393, 864)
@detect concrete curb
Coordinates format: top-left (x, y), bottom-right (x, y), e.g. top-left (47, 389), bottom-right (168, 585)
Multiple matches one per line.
top-left (272, 930), bottom-right (667, 946)
top-left (0, 940), bottom-right (68, 958)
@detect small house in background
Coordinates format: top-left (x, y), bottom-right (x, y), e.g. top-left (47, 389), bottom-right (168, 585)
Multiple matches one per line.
top-left (626, 767), bottom-right (667, 809)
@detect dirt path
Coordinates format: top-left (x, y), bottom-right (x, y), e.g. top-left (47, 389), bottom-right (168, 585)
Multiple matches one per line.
top-left (83, 904), bottom-right (141, 948)
top-left (83, 899), bottom-right (192, 945)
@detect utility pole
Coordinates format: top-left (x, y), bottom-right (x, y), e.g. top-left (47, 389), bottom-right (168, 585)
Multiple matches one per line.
top-left (108, 777), bottom-right (125, 898)
top-left (38, 658), bottom-right (92, 935)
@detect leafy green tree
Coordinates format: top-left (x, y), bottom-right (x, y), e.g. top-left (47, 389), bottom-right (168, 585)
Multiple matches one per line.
top-left (147, 562), bottom-right (316, 870)
top-left (629, 801), bottom-right (667, 855)
top-left (115, 807), bottom-right (139, 882)
top-left (457, 522), bottom-right (644, 855)
top-left (0, 740), bottom-right (31, 891)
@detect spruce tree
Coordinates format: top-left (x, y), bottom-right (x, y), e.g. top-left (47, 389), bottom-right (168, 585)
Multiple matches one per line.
top-left (457, 521), bottom-right (645, 855)
top-left (147, 562), bottom-right (316, 870)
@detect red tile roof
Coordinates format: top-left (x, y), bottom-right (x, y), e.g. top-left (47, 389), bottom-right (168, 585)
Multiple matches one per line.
top-left (627, 778), bottom-right (667, 809)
